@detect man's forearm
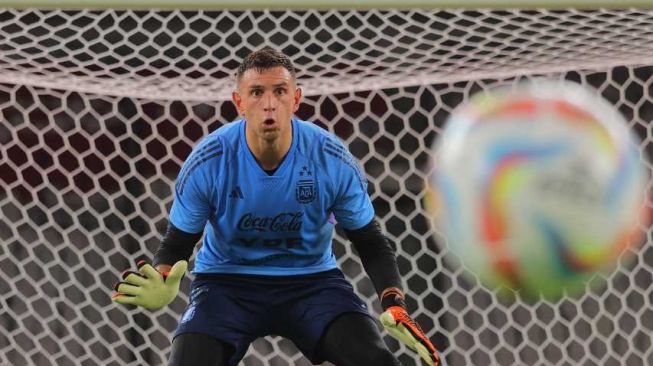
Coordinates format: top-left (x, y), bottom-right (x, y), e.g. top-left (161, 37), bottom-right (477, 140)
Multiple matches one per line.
top-left (153, 222), bottom-right (203, 268)
top-left (343, 219), bottom-right (403, 300)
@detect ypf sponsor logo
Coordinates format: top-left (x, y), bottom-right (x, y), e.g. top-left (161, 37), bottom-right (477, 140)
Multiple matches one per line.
top-left (237, 212), bottom-right (303, 232)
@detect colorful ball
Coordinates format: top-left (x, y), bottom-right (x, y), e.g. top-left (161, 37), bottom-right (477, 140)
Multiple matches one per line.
top-left (426, 79), bottom-right (650, 299)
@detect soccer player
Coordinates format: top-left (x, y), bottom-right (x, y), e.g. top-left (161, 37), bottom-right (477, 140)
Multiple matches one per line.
top-left (112, 47), bottom-right (441, 366)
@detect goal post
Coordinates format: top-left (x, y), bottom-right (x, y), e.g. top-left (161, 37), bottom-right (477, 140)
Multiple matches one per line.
top-left (0, 4), bottom-right (652, 366)
top-left (1, 0), bottom-right (653, 9)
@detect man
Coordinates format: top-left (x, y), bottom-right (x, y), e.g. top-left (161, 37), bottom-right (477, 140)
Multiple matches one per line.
top-left (112, 47), bottom-right (440, 366)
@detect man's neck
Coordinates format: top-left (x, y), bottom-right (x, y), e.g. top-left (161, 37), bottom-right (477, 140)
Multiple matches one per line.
top-left (254, 141), bottom-right (289, 170)
top-left (246, 134), bottom-right (292, 171)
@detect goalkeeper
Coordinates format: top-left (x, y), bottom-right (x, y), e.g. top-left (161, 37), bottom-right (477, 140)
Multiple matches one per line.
top-left (112, 47), bottom-right (441, 366)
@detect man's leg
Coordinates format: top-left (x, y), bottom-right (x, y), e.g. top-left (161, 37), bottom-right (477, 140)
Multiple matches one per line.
top-left (170, 275), bottom-right (269, 366)
top-left (316, 312), bottom-right (402, 366)
top-left (168, 332), bottom-right (235, 366)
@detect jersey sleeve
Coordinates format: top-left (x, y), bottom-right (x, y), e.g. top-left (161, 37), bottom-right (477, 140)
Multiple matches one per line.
top-left (325, 137), bottom-right (375, 230)
top-left (169, 139), bottom-right (222, 234)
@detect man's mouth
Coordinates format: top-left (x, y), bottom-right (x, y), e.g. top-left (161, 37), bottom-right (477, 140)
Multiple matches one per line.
top-left (263, 118), bottom-right (276, 127)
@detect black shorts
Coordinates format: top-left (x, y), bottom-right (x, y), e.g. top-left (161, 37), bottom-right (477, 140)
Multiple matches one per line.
top-left (174, 269), bottom-right (372, 365)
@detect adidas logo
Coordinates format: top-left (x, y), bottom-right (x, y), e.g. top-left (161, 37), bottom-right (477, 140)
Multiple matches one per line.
top-left (229, 186), bottom-right (244, 199)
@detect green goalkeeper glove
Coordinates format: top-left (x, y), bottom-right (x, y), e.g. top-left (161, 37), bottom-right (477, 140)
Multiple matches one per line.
top-left (111, 259), bottom-right (187, 310)
top-left (379, 289), bottom-right (441, 366)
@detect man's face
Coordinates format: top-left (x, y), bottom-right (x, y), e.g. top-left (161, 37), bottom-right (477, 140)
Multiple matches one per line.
top-left (232, 66), bottom-right (302, 143)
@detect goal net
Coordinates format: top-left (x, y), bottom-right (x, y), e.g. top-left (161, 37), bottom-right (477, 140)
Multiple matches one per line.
top-left (1, 7), bottom-right (652, 366)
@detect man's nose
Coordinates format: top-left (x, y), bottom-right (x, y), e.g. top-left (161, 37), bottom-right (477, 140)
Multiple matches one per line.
top-left (263, 92), bottom-right (277, 111)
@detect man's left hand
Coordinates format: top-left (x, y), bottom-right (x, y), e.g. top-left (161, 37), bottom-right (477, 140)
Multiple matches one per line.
top-left (379, 289), bottom-right (441, 366)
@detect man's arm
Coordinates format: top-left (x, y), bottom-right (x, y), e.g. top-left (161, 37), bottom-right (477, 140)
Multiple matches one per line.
top-left (112, 134), bottom-right (217, 309)
top-left (153, 222), bottom-right (203, 270)
top-left (344, 218), bottom-right (441, 366)
top-left (343, 219), bottom-right (402, 298)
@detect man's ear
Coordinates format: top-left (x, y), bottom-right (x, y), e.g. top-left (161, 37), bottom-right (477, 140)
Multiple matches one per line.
top-left (232, 91), bottom-right (244, 116)
top-left (293, 87), bottom-right (303, 113)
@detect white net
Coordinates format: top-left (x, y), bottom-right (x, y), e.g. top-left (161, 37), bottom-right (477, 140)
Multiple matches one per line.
top-left (0, 8), bottom-right (652, 366)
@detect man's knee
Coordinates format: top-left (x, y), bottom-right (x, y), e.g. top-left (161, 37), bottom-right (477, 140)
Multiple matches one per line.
top-left (369, 343), bottom-right (403, 366)
top-left (316, 313), bottom-right (402, 366)
top-left (168, 332), bottom-right (234, 366)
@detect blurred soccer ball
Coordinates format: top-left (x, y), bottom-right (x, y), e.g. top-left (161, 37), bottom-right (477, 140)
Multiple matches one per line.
top-left (426, 79), bottom-right (650, 299)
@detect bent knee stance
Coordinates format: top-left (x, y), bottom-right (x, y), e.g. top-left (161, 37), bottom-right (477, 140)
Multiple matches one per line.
top-left (364, 344), bottom-right (402, 366)
top-left (316, 313), bottom-right (402, 366)
top-left (321, 332), bottom-right (401, 366)
top-left (168, 332), bottom-right (234, 366)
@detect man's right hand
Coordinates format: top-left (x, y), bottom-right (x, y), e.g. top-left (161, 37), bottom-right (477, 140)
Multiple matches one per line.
top-left (112, 259), bottom-right (187, 310)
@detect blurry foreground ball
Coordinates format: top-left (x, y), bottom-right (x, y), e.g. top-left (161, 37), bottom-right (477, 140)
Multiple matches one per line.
top-left (426, 79), bottom-right (650, 299)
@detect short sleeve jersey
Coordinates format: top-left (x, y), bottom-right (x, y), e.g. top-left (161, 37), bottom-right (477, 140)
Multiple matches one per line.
top-left (169, 117), bottom-right (375, 275)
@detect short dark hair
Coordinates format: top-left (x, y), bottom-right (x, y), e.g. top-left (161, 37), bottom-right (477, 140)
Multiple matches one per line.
top-left (236, 47), bottom-right (296, 82)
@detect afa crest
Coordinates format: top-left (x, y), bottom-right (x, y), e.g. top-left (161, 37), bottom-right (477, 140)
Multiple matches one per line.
top-left (296, 179), bottom-right (316, 203)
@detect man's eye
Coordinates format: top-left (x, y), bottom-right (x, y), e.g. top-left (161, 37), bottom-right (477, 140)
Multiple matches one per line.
top-left (251, 90), bottom-right (263, 96)
top-left (275, 88), bottom-right (286, 95)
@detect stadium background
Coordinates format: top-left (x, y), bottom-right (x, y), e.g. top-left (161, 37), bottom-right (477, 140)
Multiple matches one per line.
top-left (1, 8), bottom-right (652, 366)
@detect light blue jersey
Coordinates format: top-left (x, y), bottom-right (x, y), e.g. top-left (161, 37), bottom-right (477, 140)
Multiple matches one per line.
top-left (169, 117), bottom-right (375, 275)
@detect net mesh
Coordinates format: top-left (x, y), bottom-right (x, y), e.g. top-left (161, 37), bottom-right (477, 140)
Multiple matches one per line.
top-left (1, 8), bottom-right (652, 366)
